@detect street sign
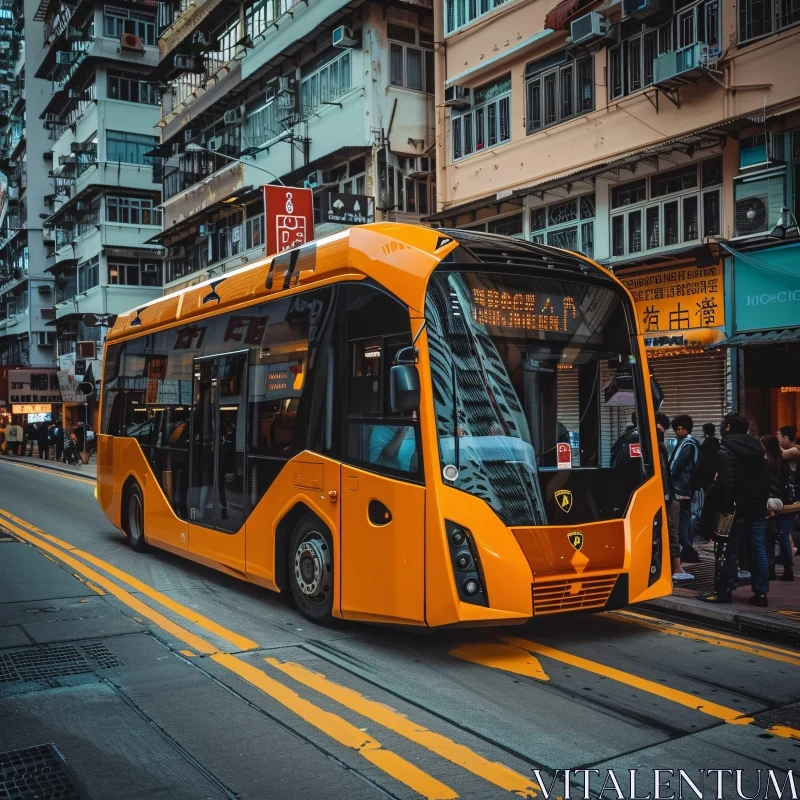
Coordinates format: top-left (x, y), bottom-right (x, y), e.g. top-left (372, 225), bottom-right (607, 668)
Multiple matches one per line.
top-left (322, 192), bottom-right (375, 225)
top-left (629, 442), bottom-right (642, 458)
top-left (263, 185), bottom-right (314, 256)
top-left (557, 442), bottom-right (572, 469)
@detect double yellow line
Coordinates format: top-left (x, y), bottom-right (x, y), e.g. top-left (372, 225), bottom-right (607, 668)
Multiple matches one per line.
top-left (0, 509), bottom-right (539, 800)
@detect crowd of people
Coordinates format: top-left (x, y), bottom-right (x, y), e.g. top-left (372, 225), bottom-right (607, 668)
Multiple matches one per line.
top-left (660, 414), bottom-right (798, 607)
top-left (0, 419), bottom-right (95, 466)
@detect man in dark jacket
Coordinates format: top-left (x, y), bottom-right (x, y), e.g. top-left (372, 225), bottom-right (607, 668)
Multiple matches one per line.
top-left (702, 412), bottom-right (771, 606)
top-left (698, 422), bottom-right (720, 489)
top-left (669, 414), bottom-right (701, 563)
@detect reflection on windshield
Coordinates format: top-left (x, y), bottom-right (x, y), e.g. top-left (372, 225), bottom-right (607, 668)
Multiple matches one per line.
top-left (427, 273), bottom-right (547, 527)
top-left (426, 271), bottom-right (645, 527)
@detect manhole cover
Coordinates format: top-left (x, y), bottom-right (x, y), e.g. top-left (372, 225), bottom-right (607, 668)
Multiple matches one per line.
top-left (0, 643), bottom-right (123, 684)
top-left (0, 743), bottom-right (91, 799)
top-left (753, 701), bottom-right (800, 731)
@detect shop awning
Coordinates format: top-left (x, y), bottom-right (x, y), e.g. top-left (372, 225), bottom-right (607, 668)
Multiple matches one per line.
top-left (707, 329), bottom-right (800, 348)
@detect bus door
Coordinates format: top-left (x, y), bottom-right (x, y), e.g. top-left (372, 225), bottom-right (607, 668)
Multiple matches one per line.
top-left (188, 351), bottom-right (247, 571)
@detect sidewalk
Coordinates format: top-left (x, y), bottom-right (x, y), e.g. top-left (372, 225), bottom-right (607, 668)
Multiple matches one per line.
top-left (0, 452), bottom-right (96, 480)
top-left (642, 540), bottom-right (800, 645)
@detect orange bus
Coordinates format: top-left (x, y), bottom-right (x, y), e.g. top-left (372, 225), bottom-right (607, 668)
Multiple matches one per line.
top-left (96, 223), bottom-right (670, 626)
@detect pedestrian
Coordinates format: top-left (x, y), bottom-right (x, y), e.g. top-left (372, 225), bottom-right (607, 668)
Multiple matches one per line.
top-left (0, 420), bottom-right (6, 455)
top-left (698, 423), bottom-right (720, 489)
top-left (702, 412), bottom-right (771, 606)
top-left (24, 422), bottom-right (36, 457)
top-left (5, 419), bottom-right (22, 456)
top-left (36, 421), bottom-right (50, 459)
top-left (669, 414), bottom-right (701, 564)
top-left (50, 419), bottom-right (63, 462)
top-left (74, 421), bottom-right (88, 464)
top-left (656, 413), bottom-right (692, 582)
top-left (762, 434), bottom-right (796, 582)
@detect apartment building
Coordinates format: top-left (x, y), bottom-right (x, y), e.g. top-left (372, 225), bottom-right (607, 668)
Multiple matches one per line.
top-left (0, 0), bottom-right (54, 373)
top-left (33, 0), bottom-right (164, 426)
top-left (152, 0), bottom-right (435, 293)
top-left (431, 0), bottom-right (800, 434)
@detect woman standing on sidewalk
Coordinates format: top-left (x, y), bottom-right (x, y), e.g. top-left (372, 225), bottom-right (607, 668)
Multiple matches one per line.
top-left (762, 435), bottom-right (796, 582)
top-left (36, 422), bottom-right (50, 459)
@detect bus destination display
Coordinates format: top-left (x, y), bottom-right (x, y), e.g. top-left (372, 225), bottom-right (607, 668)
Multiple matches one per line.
top-left (471, 288), bottom-right (578, 333)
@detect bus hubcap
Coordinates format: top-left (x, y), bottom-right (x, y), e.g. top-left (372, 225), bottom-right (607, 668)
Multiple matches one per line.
top-left (294, 535), bottom-right (329, 604)
top-left (129, 494), bottom-right (143, 540)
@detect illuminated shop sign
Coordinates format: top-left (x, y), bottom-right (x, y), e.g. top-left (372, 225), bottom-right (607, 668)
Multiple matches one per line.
top-left (471, 289), bottom-right (578, 333)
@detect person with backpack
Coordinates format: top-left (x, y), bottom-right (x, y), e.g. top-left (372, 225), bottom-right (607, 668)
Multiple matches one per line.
top-left (702, 413), bottom-right (771, 605)
top-left (669, 414), bottom-right (702, 564)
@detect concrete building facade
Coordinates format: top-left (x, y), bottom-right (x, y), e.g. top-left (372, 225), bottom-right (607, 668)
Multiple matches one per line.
top-left (152, 0), bottom-right (435, 293)
top-left (430, 0), bottom-right (800, 435)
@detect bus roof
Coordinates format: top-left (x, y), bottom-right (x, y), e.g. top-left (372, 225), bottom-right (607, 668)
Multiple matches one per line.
top-left (106, 222), bottom-right (605, 343)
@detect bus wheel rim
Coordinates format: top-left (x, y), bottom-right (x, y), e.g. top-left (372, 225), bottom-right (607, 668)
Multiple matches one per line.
top-left (130, 493), bottom-right (143, 540)
top-left (294, 534), bottom-right (330, 604)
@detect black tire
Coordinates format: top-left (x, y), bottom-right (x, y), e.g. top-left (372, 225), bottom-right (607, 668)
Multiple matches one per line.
top-left (124, 483), bottom-right (148, 552)
top-left (288, 515), bottom-right (333, 624)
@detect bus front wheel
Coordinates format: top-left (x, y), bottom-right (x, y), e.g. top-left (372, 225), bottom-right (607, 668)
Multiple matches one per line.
top-left (124, 483), bottom-right (147, 553)
top-left (288, 516), bottom-right (333, 624)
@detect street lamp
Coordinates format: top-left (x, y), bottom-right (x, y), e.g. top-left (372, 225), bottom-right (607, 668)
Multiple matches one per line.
top-left (184, 142), bottom-right (285, 186)
top-left (768, 206), bottom-right (799, 240)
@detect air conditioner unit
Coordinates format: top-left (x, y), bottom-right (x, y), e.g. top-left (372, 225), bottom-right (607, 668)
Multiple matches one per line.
top-left (173, 54), bottom-right (203, 73)
top-left (444, 85), bottom-right (471, 109)
top-left (406, 157), bottom-right (433, 177)
top-left (652, 43), bottom-right (709, 88)
top-left (622, 0), bottom-right (665, 18)
top-left (570, 12), bottom-right (609, 45)
top-left (332, 25), bottom-right (359, 48)
top-left (303, 170), bottom-right (325, 189)
top-left (223, 108), bottom-right (242, 125)
top-left (739, 132), bottom-right (784, 169)
top-left (55, 51), bottom-right (75, 65)
top-left (59, 154), bottom-right (76, 165)
top-left (207, 135), bottom-right (223, 151)
top-left (37, 331), bottom-right (55, 346)
top-left (70, 141), bottom-right (96, 153)
top-left (77, 340), bottom-right (96, 359)
top-left (120, 33), bottom-right (144, 51)
top-left (198, 222), bottom-right (216, 236)
top-left (734, 195), bottom-right (769, 236)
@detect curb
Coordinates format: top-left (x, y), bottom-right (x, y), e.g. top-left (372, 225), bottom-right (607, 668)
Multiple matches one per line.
top-left (0, 455), bottom-right (97, 481)
top-left (640, 596), bottom-right (800, 647)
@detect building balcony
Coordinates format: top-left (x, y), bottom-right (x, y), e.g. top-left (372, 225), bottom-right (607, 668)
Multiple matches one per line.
top-left (55, 283), bottom-right (162, 321)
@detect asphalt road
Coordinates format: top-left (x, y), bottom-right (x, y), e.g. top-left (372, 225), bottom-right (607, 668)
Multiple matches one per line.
top-left (1, 458), bottom-right (798, 800)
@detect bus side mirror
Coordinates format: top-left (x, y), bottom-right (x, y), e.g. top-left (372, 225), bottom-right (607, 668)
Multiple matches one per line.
top-left (390, 364), bottom-right (420, 412)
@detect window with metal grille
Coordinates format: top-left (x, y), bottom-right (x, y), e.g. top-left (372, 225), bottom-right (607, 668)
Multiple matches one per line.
top-left (451, 74), bottom-right (511, 162)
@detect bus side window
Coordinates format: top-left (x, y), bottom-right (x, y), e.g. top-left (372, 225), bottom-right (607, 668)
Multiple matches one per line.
top-left (345, 285), bottom-right (421, 479)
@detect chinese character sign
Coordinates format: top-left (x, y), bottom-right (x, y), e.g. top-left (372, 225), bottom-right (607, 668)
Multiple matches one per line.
top-left (263, 185), bottom-right (314, 256)
top-left (620, 263), bottom-right (725, 335)
top-left (471, 288), bottom-right (579, 333)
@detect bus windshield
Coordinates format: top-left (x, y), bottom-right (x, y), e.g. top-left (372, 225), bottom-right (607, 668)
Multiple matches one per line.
top-left (425, 270), bottom-right (648, 527)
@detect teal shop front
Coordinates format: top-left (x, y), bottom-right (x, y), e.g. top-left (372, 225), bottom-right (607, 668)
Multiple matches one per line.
top-left (729, 242), bottom-right (800, 434)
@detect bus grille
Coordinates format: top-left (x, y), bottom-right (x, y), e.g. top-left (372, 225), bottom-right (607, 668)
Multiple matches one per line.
top-left (532, 575), bottom-right (619, 615)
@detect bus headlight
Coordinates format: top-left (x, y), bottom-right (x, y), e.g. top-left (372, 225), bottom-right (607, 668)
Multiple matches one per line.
top-left (445, 521), bottom-right (488, 607)
top-left (648, 508), bottom-right (664, 587)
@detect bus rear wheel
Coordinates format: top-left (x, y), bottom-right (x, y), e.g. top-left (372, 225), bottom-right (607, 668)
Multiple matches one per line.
top-left (288, 516), bottom-right (333, 624)
top-left (124, 483), bottom-right (147, 553)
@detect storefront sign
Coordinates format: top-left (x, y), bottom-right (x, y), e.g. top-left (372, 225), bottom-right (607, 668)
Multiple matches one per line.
top-left (620, 263), bottom-right (726, 334)
top-left (12, 404), bottom-right (52, 414)
top-left (263, 185), bottom-right (314, 256)
top-left (7, 369), bottom-right (62, 405)
top-left (781, 386), bottom-right (800, 393)
top-left (58, 371), bottom-right (79, 404)
top-left (322, 192), bottom-right (375, 225)
top-left (557, 442), bottom-right (572, 469)
top-left (733, 242), bottom-right (800, 332)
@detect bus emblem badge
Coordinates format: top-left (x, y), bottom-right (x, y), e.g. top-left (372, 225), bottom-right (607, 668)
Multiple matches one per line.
top-left (567, 531), bottom-right (584, 551)
top-left (555, 490), bottom-right (572, 513)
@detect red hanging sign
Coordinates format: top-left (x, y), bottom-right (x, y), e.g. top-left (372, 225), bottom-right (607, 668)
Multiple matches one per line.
top-left (557, 442), bottom-right (572, 469)
top-left (263, 185), bottom-right (314, 256)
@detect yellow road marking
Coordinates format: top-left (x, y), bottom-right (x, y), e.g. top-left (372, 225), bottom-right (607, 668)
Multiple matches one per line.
top-left (610, 610), bottom-right (800, 664)
top-left (502, 637), bottom-right (754, 725)
top-left (767, 726), bottom-right (800, 740)
top-left (0, 510), bottom-right (259, 652)
top-left (265, 657), bottom-right (539, 799)
top-left (216, 654), bottom-right (458, 800)
top-left (4, 513), bottom-right (460, 799)
top-left (449, 644), bottom-right (549, 682)
top-left (2, 518), bottom-right (218, 655)
top-left (72, 572), bottom-right (106, 596)
top-left (180, 649), bottom-right (197, 658)
top-left (0, 459), bottom-right (95, 485)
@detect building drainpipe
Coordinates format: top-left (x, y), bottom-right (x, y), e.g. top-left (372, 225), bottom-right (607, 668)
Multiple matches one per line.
top-left (433, 2), bottom-right (446, 220)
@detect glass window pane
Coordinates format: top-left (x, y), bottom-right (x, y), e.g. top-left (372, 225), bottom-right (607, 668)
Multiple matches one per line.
top-left (629, 37), bottom-right (642, 92)
top-left (548, 199), bottom-right (578, 226)
top-left (499, 97), bottom-right (510, 141)
top-left (527, 79), bottom-right (541, 132)
top-left (664, 201), bottom-right (679, 245)
top-left (530, 207), bottom-right (546, 231)
top-left (475, 107), bottom-right (485, 150)
top-left (702, 156), bottom-right (723, 187)
top-left (578, 57), bottom-right (594, 111)
top-left (646, 206), bottom-right (660, 249)
top-left (683, 195), bottom-right (699, 240)
top-left (561, 65), bottom-right (573, 119)
top-left (463, 112), bottom-right (473, 155)
top-left (487, 103), bottom-right (497, 146)
top-left (425, 50), bottom-right (435, 94)
top-left (544, 72), bottom-right (557, 124)
top-left (547, 226), bottom-right (578, 250)
top-left (612, 215), bottom-right (625, 256)
top-left (390, 43), bottom-right (404, 86)
top-left (580, 221), bottom-right (594, 259)
top-left (628, 209), bottom-right (642, 252)
top-left (406, 48), bottom-right (422, 90)
top-left (580, 194), bottom-right (596, 219)
top-left (703, 190), bottom-right (720, 237)
top-left (452, 117), bottom-right (462, 159)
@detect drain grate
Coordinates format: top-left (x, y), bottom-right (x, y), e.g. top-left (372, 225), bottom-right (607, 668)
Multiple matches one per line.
top-left (0, 643), bottom-right (123, 684)
top-left (0, 743), bottom-right (90, 799)
top-left (753, 701), bottom-right (800, 731)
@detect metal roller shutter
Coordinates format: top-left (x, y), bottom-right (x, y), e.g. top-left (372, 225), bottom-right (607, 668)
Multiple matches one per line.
top-left (650, 352), bottom-right (727, 433)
